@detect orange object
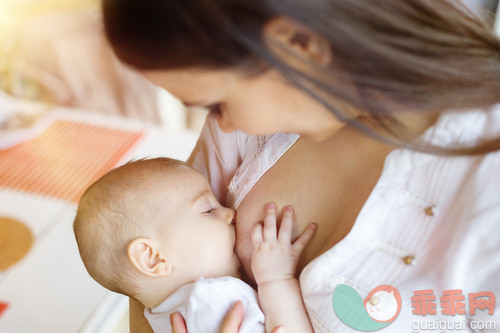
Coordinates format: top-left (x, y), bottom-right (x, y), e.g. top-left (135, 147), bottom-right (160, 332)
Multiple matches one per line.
top-left (0, 217), bottom-right (34, 270)
top-left (0, 120), bottom-right (143, 202)
top-left (0, 302), bottom-right (8, 318)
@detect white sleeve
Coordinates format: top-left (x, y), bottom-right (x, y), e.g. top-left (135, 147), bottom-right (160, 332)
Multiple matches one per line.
top-left (187, 113), bottom-right (247, 205)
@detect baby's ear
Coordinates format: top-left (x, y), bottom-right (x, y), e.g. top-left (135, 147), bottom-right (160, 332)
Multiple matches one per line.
top-left (127, 238), bottom-right (172, 277)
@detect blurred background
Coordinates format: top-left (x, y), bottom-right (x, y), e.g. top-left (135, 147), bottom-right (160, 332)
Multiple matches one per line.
top-left (0, 0), bottom-right (207, 133)
top-left (0, 1), bottom-right (206, 332)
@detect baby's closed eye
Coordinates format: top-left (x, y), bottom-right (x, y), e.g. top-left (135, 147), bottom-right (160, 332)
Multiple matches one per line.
top-left (202, 207), bottom-right (216, 215)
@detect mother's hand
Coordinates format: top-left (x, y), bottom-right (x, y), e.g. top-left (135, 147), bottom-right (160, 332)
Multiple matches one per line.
top-left (170, 300), bottom-right (286, 333)
top-left (170, 300), bottom-right (244, 333)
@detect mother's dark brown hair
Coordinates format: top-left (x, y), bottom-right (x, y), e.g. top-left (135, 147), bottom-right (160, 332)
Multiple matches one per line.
top-left (103, 0), bottom-right (500, 153)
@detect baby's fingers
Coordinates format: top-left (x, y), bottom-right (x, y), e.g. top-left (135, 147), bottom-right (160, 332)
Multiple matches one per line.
top-left (277, 206), bottom-right (293, 243)
top-left (263, 203), bottom-right (277, 241)
top-left (251, 222), bottom-right (264, 245)
top-left (292, 223), bottom-right (317, 255)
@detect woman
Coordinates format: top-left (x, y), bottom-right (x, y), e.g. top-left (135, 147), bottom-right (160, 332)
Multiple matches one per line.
top-left (102, 0), bottom-right (500, 331)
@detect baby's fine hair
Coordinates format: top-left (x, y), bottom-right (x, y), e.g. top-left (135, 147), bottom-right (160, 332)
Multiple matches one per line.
top-left (73, 157), bottom-right (187, 296)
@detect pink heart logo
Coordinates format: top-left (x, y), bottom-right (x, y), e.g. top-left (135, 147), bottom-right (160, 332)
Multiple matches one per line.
top-left (364, 285), bottom-right (402, 323)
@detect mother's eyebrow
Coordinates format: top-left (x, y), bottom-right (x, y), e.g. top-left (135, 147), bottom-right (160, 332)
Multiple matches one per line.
top-left (183, 100), bottom-right (208, 107)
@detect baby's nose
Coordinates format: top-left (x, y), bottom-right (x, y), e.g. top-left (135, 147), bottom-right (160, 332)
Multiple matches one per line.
top-left (224, 207), bottom-right (235, 224)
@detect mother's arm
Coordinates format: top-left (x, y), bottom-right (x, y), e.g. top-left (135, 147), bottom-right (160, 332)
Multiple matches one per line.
top-left (129, 298), bottom-right (153, 333)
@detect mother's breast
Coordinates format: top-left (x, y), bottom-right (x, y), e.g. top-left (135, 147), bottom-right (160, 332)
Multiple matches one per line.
top-left (235, 127), bottom-right (393, 281)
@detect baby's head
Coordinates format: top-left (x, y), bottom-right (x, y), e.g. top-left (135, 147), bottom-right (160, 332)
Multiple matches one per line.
top-left (74, 158), bottom-right (239, 306)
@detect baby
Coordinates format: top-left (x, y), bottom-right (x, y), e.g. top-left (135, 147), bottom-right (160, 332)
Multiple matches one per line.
top-left (73, 157), bottom-right (315, 333)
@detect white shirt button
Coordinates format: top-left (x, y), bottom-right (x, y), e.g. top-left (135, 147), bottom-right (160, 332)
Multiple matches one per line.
top-left (424, 206), bottom-right (435, 216)
top-left (402, 255), bottom-right (415, 265)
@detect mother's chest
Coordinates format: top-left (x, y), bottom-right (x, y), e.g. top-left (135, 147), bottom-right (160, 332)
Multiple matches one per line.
top-left (237, 131), bottom-right (392, 271)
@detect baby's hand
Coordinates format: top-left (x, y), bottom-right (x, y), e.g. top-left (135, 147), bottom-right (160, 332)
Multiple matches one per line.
top-left (251, 203), bottom-right (316, 286)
